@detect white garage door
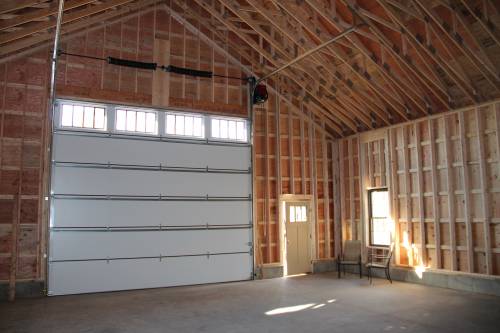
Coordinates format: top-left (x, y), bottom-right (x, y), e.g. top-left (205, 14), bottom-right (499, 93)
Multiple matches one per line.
top-left (48, 100), bottom-right (253, 296)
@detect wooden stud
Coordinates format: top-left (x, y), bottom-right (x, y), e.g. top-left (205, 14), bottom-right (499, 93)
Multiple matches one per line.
top-left (349, 138), bottom-right (356, 240)
top-left (152, 39), bottom-right (170, 107)
top-left (443, 116), bottom-right (457, 271)
top-left (388, 128), bottom-right (400, 264)
top-left (332, 141), bottom-right (342, 258)
top-left (458, 111), bottom-right (474, 272)
top-left (339, 139), bottom-right (346, 243)
top-left (289, 104), bottom-right (294, 194)
top-left (358, 136), bottom-right (366, 249)
top-left (414, 122), bottom-right (426, 266)
top-left (322, 124), bottom-right (330, 257)
top-left (428, 119), bottom-right (442, 269)
top-left (300, 101), bottom-right (306, 196)
top-left (403, 126), bottom-right (414, 266)
top-left (475, 108), bottom-right (492, 275)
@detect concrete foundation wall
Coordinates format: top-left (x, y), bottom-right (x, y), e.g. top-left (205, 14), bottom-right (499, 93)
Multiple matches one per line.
top-left (340, 263), bottom-right (500, 297)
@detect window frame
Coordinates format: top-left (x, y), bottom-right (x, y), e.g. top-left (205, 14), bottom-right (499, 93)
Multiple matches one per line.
top-left (57, 100), bottom-right (108, 132)
top-left (288, 204), bottom-right (308, 223)
top-left (164, 111), bottom-right (206, 140)
top-left (368, 187), bottom-right (390, 247)
top-left (209, 115), bottom-right (249, 143)
top-left (55, 100), bottom-right (251, 144)
top-left (113, 106), bottom-right (159, 136)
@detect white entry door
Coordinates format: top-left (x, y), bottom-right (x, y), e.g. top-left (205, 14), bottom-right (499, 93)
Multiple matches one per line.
top-left (285, 202), bottom-right (311, 275)
top-left (48, 100), bottom-right (253, 295)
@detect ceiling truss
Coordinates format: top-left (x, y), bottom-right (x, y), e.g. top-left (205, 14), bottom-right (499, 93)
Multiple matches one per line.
top-left (1, 0), bottom-right (499, 137)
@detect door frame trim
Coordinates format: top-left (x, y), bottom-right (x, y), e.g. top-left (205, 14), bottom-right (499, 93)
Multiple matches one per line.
top-left (279, 194), bottom-right (315, 275)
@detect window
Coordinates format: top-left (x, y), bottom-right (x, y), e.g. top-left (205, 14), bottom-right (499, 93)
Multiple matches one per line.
top-left (115, 108), bottom-right (157, 134)
top-left (369, 188), bottom-right (390, 246)
top-left (165, 113), bottom-right (204, 138)
top-left (211, 117), bottom-right (247, 142)
top-left (60, 103), bottom-right (106, 130)
top-left (289, 205), bottom-right (307, 223)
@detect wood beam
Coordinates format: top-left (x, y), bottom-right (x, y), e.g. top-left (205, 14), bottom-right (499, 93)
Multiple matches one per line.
top-left (458, 0), bottom-right (500, 48)
top-left (191, 0), bottom-right (352, 132)
top-left (0, 0), bottom-right (46, 15)
top-left (375, 0), bottom-right (478, 103)
top-left (340, 0), bottom-right (452, 111)
top-left (246, 0), bottom-right (390, 126)
top-left (413, 0), bottom-right (499, 92)
top-left (273, 0), bottom-right (411, 122)
top-left (217, 0), bottom-right (373, 129)
top-left (0, 0), bottom-right (136, 45)
top-left (0, 0), bottom-right (98, 32)
top-left (0, 0), bottom-right (159, 57)
top-left (305, 0), bottom-right (430, 118)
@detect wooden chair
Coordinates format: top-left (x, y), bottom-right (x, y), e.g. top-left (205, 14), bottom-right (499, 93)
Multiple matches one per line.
top-left (366, 244), bottom-right (394, 284)
top-left (337, 240), bottom-right (362, 278)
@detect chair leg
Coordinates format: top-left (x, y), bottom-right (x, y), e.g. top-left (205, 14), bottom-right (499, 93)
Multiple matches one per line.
top-left (368, 267), bottom-right (372, 284)
top-left (337, 262), bottom-right (341, 279)
top-left (343, 264), bottom-right (346, 276)
top-left (386, 268), bottom-right (392, 284)
top-left (359, 263), bottom-right (362, 279)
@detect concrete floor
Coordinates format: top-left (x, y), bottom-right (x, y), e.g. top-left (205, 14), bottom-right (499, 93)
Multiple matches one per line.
top-left (1, 273), bottom-right (500, 333)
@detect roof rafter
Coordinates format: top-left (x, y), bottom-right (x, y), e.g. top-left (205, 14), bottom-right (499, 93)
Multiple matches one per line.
top-left (0, 0), bottom-right (48, 15)
top-left (376, 0), bottom-right (478, 103)
top-left (0, 0), bottom-right (136, 45)
top-left (338, 0), bottom-right (451, 113)
top-left (190, 0), bottom-right (354, 132)
top-left (280, 0), bottom-right (414, 120)
top-left (218, 0), bottom-right (376, 128)
top-left (413, 0), bottom-right (499, 92)
top-left (0, 0), bottom-right (98, 32)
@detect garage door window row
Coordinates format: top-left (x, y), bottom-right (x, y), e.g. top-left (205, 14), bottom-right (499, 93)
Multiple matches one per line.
top-left (57, 100), bottom-right (248, 143)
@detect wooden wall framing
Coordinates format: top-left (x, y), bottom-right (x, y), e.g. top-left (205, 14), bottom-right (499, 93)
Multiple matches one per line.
top-left (253, 87), bottom-right (336, 264)
top-left (340, 101), bottom-right (500, 276)
top-left (0, 3), bottom-right (338, 287)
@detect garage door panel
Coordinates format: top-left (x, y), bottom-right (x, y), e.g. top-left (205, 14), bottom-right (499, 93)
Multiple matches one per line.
top-left (53, 134), bottom-right (251, 170)
top-left (53, 167), bottom-right (251, 197)
top-left (48, 253), bottom-right (252, 296)
top-left (50, 106), bottom-right (253, 296)
top-left (52, 200), bottom-right (251, 228)
top-left (50, 229), bottom-right (251, 260)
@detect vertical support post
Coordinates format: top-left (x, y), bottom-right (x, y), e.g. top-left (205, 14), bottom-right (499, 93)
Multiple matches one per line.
top-left (339, 139), bottom-right (346, 243)
top-left (348, 138), bottom-right (355, 239)
top-left (458, 111), bottom-right (474, 272)
top-left (300, 101), bottom-right (306, 195)
top-left (275, 86), bottom-right (282, 264)
top-left (475, 108), bottom-right (492, 275)
top-left (443, 116), bottom-right (457, 271)
top-left (358, 136), bottom-right (367, 258)
top-left (322, 126), bottom-right (330, 257)
top-left (248, 77), bottom-right (256, 278)
top-left (428, 119), bottom-right (442, 269)
top-left (414, 122), bottom-right (426, 266)
top-left (44, 0), bottom-right (65, 296)
top-left (380, 138), bottom-right (386, 186)
top-left (8, 191), bottom-right (20, 302)
top-left (388, 128), bottom-right (400, 265)
top-left (289, 105), bottom-right (294, 194)
top-left (367, 141), bottom-right (374, 187)
top-left (264, 90), bottom-right (271, 263)
top-left (332, 141), bottom-right (342, 258)
top-left (402, 126), bottom-right (414, 266)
